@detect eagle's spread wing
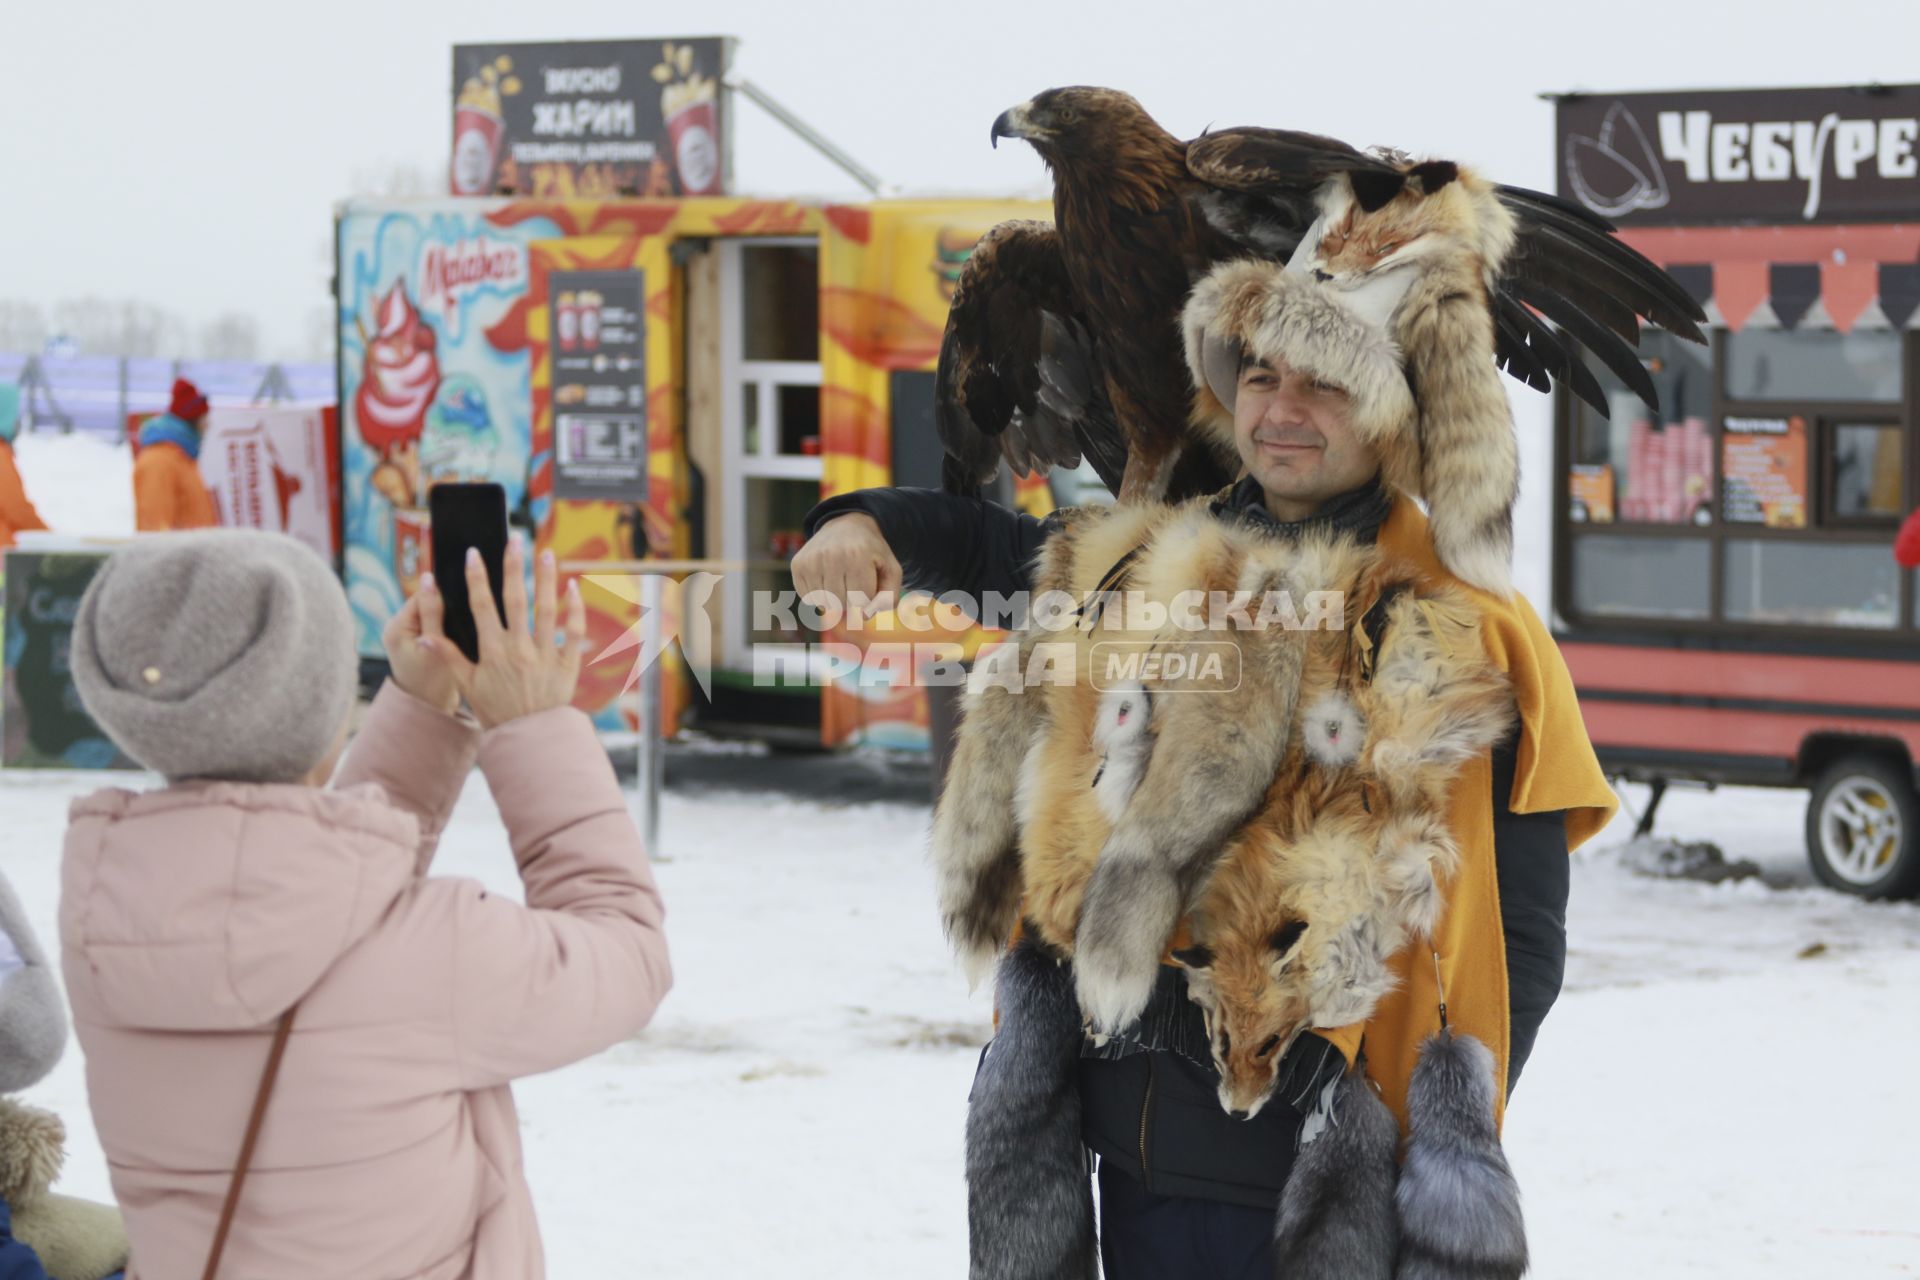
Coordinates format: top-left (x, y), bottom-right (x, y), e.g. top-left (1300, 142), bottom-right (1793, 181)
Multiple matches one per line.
top-left (1184, 127), bottom-right (1402, 259)
top-left (1187, 134), bottom-right (1710, 417)
top-left (934, 220), bottom-right (1128, 494)
top-left (1492, 185), bottom-right (1709, 413)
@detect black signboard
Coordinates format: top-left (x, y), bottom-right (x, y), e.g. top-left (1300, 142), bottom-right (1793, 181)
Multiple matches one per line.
top-left (1556, 84), bottom-right (1920, 226)
top-left (550, 269), bottom-right (650, 502)
top-left (452, 38), bottom-right (733, 198)
top-left (2, 551), bottom-right (134, 770)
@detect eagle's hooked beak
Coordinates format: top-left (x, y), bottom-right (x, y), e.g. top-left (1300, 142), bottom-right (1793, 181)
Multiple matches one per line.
top-left (991, 101), bottom-right (1037, 149)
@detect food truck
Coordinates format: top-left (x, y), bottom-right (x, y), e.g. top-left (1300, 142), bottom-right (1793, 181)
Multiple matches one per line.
top-left (336, 193), bottom-right (1054, 751)
top-left (333, 37), bottom-right (1066, 755)
top-left (1551, 82), bottom-right (1920, 898)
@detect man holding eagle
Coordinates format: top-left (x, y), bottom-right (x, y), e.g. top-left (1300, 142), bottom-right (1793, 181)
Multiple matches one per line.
top-left (797, 86), bottom-right (1689, 1279)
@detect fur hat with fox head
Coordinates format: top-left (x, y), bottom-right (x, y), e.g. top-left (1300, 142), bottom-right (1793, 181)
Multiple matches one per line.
top-left (1183, 161), bottom-right (1523, 597)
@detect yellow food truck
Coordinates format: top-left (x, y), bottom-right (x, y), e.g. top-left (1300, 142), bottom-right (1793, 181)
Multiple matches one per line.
top-left (335, 193), bottom-right (1056, 749)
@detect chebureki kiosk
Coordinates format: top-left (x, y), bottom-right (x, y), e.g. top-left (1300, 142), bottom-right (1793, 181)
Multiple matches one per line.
top-left (1550, 82), bottom-right (1920, 894)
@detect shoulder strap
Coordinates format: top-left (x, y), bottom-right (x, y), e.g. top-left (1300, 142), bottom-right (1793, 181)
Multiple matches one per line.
top-left (202, 1006), bottom-right (297, 1280)
top-left (1350, 581), bottom-right (1410, 686)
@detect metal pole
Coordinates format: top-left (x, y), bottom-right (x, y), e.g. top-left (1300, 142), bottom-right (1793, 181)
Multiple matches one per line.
top-left (725, 76), bottom-right (886, 196)
top-left (636, 572), bottom-right (665, 858)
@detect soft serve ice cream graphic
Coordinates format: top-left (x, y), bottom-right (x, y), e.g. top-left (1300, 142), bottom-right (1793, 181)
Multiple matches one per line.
top-left (357, 279), bottom-right (442, 510)
top-left (356, 279), bottom-right (444, 597)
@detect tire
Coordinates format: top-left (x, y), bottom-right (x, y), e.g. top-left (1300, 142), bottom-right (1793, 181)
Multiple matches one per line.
top-left (1805, 755), bottom-right (1920, 900)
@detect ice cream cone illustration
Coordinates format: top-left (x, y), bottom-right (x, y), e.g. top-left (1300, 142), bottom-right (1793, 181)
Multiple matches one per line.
top-left (356, 279), bottom-right (443, 591)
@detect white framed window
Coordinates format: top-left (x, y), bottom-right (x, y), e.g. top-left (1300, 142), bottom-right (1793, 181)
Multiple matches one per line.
top-left (718, 237), bottom-right (823, 670)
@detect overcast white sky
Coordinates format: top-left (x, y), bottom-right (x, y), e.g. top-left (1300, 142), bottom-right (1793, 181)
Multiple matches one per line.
top-left (3, 0), bottom-right (1916, 361)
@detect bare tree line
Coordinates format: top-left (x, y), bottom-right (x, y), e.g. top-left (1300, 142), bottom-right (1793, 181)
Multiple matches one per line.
top-left (5, 159), bottom-right (445, 367)
top-left (0, 298), bottom-right (264, 362)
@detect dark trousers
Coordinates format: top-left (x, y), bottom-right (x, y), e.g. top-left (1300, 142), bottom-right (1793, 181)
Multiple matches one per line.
top-left (1097, 1159), bottom-right (1274, 1280)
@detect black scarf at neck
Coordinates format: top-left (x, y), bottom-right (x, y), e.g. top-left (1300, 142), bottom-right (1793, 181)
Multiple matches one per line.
top-left (1209, 474), bottom-right (1394, 546)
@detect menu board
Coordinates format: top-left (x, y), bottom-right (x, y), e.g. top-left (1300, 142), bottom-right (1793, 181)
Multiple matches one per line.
top-left (1569, 464), bottom-right (1616, 523)
top-left (1721, 415), bottom-right (1808, 528)
top-left (550, 269), bottom-right (650, 502)
top-left (2, 549), bottom-right (134, 770)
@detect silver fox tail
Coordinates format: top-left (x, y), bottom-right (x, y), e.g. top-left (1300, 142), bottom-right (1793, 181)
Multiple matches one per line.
top-left (966, 937), bottom-right (1099, 1280)
top-left (1273, 1068), bottom-right (1400, 1279)
top-left (1394, 1030), bottom-right (1529, 1280)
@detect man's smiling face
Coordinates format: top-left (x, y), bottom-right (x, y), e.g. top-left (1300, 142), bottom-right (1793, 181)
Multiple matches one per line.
top-left (1231, 355), bottom-right (1381, 519)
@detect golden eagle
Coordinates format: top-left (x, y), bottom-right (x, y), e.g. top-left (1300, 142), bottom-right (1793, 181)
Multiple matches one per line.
top-left (935, 86), bottom-right (1706, 504)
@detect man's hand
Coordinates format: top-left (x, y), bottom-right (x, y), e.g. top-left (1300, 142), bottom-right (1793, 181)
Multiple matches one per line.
top-left (791, 513), bottom-right (903, 622)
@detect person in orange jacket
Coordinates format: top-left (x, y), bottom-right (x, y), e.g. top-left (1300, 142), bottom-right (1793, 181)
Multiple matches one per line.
top-left (133, 379), bottom-right (219, 532)
top-left (0, 383), bottom-right (51, 551)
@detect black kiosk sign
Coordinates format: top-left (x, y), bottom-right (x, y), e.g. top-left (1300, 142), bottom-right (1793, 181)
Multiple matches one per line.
top-left (451, 38), bottom-right (732, 198)
top-left (550, 269), bottom-right (649, 502)
top-left (1556, 84), bottom-right (1920, 226)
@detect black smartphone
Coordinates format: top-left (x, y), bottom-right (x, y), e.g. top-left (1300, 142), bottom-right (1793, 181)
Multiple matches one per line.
top-left (429, 482), bottom-right (509, 663)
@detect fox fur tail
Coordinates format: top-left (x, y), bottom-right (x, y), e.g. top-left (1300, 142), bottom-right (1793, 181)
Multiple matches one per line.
top-left (1396, 281), bottom-right (1518, 600)
top-left (1072, 561), bottom-right (1311, 1035)
top-left (931, 635), bottom-right (1046, 990)
top-left (1395, 1030), bottom-right (1529, 1280)
top-left (965, 937), bottom-right (1100, 1280)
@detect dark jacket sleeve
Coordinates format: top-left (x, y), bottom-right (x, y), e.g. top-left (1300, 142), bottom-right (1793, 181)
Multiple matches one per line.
top-left (803, 487), bottom-right (1056, 600)
top-left (1489, 731), bottom-right (1569, 1097)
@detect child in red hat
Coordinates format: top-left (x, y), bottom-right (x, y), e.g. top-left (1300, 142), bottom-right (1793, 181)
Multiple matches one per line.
top-left (133, 379), bottom-right (218, 532)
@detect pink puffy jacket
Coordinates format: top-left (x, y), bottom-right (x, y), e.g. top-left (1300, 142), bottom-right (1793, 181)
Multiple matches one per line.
top-left (59, 684), bottom-right (671, 1279)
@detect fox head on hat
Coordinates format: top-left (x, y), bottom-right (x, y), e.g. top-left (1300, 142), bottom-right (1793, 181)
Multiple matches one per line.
top-left (1182, 160), bottom-right (1522, 597)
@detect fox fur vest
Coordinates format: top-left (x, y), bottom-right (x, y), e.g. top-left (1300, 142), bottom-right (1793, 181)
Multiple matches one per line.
top-left (938, 495), bottom-right (1619, 1278)
top-left (933, 494), bottom-right (1518, 1115)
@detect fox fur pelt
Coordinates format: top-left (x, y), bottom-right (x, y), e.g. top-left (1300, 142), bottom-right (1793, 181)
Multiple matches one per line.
top-left (929, 499), bottom-right (1515, 1099)
top-left (1394, 1030), bottom-right (1529, 1279)
top-left (1271, 1067), bottom-right (1400, 1279)
top-left (963, 937), bottom-right (1100, 1280)
top-left (1185, 167), bottom-right (1522, 597)
top-left (1268, 1031), bottom-right (1529, 1280)
top-left (1173, 563), bottom-right (1513, 1119)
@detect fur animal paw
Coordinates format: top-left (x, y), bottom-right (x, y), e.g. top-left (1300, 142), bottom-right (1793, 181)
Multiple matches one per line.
top-left (1071, 928), bottom-right (1161, 1035)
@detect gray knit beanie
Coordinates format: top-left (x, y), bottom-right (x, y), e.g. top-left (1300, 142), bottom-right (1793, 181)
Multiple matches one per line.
top-left (70, 530), bottom-right (357, 783)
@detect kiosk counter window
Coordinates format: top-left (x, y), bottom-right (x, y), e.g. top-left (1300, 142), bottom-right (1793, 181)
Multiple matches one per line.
top-left (1560, 325), bottom-right (1913, 634)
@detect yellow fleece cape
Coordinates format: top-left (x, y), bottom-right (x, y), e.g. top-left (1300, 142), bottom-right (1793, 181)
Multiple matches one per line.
top-left (1313, 494), bottom-right (1619, 1132)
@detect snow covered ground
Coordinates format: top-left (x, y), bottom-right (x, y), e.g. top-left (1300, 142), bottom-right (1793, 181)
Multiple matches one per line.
top-left (5, 753), bottom-right (1917, 1278)
top-left (11, 430), bottom-right (134, 537)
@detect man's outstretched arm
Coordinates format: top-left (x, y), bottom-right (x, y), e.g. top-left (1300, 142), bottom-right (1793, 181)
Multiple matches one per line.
top-left (800, 487), bottom-right (1055, 601)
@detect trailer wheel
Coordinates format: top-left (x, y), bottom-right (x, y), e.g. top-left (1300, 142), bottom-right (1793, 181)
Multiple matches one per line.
top-left (1805, 756), bottom-right (1920, 899)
